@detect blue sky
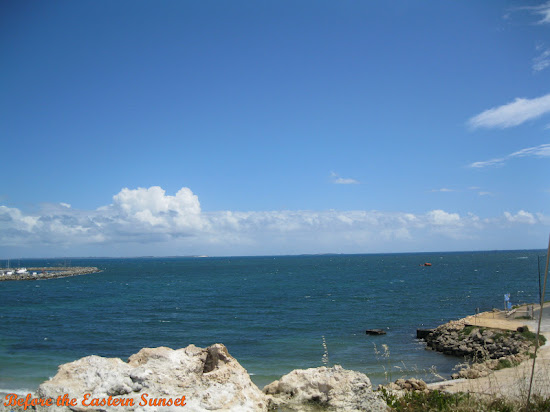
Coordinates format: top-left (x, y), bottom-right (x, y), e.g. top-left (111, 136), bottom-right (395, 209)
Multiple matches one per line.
top-left (1, 0), bottom-right (549, 257)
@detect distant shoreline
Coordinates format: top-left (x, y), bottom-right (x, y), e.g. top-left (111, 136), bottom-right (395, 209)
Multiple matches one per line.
top-left (0, 247), bottom-right (545, 260)
top-left (0, 267), bottom-right (101, 282)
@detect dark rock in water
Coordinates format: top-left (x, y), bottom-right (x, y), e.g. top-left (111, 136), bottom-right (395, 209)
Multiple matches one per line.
top-left (365, 329), bottom-right (386, 335)
top-left (416, 328), bottom-right (434, 340)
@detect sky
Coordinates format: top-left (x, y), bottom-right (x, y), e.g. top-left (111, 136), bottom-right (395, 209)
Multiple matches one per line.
top-left (1, 0), bottom-right (549, 258)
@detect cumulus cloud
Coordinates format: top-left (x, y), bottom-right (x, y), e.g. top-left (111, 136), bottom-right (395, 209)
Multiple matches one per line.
top-left (0, 186), bottom-right (548, 256)
top-left (469, 143), bottom-right (550, 168)
top-left (330, 172), bottom-right (360, 185)
top-left (468, 93), bottom-right (550, 129)
top-left (504, 210), bottom-right (537, 224)
top-left (427, 210), bottom-right (461, 226)
top-left (112, 186), bottom-right (204, 230)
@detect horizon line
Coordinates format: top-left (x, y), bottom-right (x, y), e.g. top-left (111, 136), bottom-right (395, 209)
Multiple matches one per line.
top-left (1, 247), bottom-right (547, 261)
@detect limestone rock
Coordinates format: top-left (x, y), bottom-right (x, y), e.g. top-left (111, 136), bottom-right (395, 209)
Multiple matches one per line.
top-left (263, 365), bottom-right (387, 412)
top-left (392, 378), bottom-right (428, 392)
top-left (36, 344), bottom-right (267, 412)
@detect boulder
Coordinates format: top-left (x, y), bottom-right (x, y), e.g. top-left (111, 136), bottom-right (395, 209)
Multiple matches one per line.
top-left (263, 365), bottom-right (387, 412)
top-left (416, 329), bottom-right (434, 340)
top-left (366, 329), bottom-right (387, 335)
top-left (36, 344), bottom-right (267, 411)
top-left (389, 378), bottom-right (428, 392)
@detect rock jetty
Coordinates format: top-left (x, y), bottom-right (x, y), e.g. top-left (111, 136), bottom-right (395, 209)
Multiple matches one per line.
top-left (422, 319), bottom-right (540, 379)
top-left (0, 267), bottom-right (100, 282)
top-left (2, 344), bottom-right (386, 412)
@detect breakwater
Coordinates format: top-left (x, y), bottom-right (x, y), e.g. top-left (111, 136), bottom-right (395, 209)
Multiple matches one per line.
top-left (0, 267), bottom-right (100, 282)
top-left (420, 312), bottom-right (545, 379)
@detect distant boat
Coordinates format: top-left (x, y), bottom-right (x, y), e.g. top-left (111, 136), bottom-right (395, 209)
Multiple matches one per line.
top-left (423, 263), bottom-right (432, 267)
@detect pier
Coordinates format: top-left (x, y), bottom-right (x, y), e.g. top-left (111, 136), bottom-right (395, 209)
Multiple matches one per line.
top-left (0, 266), bottom-right (100, 281)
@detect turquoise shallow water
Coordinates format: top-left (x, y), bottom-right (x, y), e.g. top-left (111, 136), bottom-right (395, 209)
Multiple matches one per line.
top-left (0, 250), bottom-right (545, 392)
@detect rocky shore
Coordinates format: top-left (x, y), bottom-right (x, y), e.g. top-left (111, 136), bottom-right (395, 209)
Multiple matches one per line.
top-left (0, 344), bottom-right (388, 412)
top-left (0, 267), bottom-right (100, 282)
top-left (421, 313), bottom-right (545, 380)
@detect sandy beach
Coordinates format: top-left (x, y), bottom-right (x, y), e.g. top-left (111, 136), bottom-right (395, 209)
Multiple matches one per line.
top-left (428, 303), bottom-right (550, 400)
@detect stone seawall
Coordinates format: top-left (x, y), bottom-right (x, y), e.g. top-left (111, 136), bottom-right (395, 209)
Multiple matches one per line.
top-left (0, 267), bottom-right (100, 282)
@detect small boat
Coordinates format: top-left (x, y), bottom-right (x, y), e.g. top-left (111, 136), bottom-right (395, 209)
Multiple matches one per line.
top-left (423, 263), bottom-right (432, 267)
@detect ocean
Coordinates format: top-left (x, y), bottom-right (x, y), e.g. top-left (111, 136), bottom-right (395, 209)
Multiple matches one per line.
top-left (0, 250), bottom-right (545, 393)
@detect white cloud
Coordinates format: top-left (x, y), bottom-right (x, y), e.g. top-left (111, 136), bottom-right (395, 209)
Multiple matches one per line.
top-left (427, 210), bottom-right (461, 226)
top-left (0, 205), bottom-right (39, 232)
top-left (112, 186), bottom-right (205, 230)
top-left (0, 186), bottom-right (548, 256)
top-left (533, 48), bottom-right (550, 72)
top-left (529, 1), bottom-right (550, 24)
top-left (431, 188), bottom-right (455, 192)
top-left (510, 143), bottom-right (550, 157)
top-left (469, 157), bottom-right (506, 169)
top-left (504, 210), bottom-right (537, 224)
top-left (469, 143), bottom-right (550, 168)
top-left (468, 93), bottom-right (550, 129)
top-left (466, 187), bottom-right (494, 196)
top-left (330, 172), bottom-right (360, 185)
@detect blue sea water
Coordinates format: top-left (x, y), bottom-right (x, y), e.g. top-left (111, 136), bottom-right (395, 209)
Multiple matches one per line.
top-left (0, 250), bottom-right (546, 393)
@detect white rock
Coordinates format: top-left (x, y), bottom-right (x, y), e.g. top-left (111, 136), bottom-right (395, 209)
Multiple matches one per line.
top-left (263, 365), bottom-right (388, 412)
top-left (36, 344), bottom-right (267, 412)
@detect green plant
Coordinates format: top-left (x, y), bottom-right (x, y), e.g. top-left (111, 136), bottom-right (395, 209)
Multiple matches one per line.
top-left (380, 389), bottom-right (467, 411)
top-left (519, 330), bottom-right (546, 346)
top-left (460, 326), bottom-right (476, 336)
top-left (495, 358), bottom-right (519, 370)
top-left (379, 389), bottom-right (550, 412)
